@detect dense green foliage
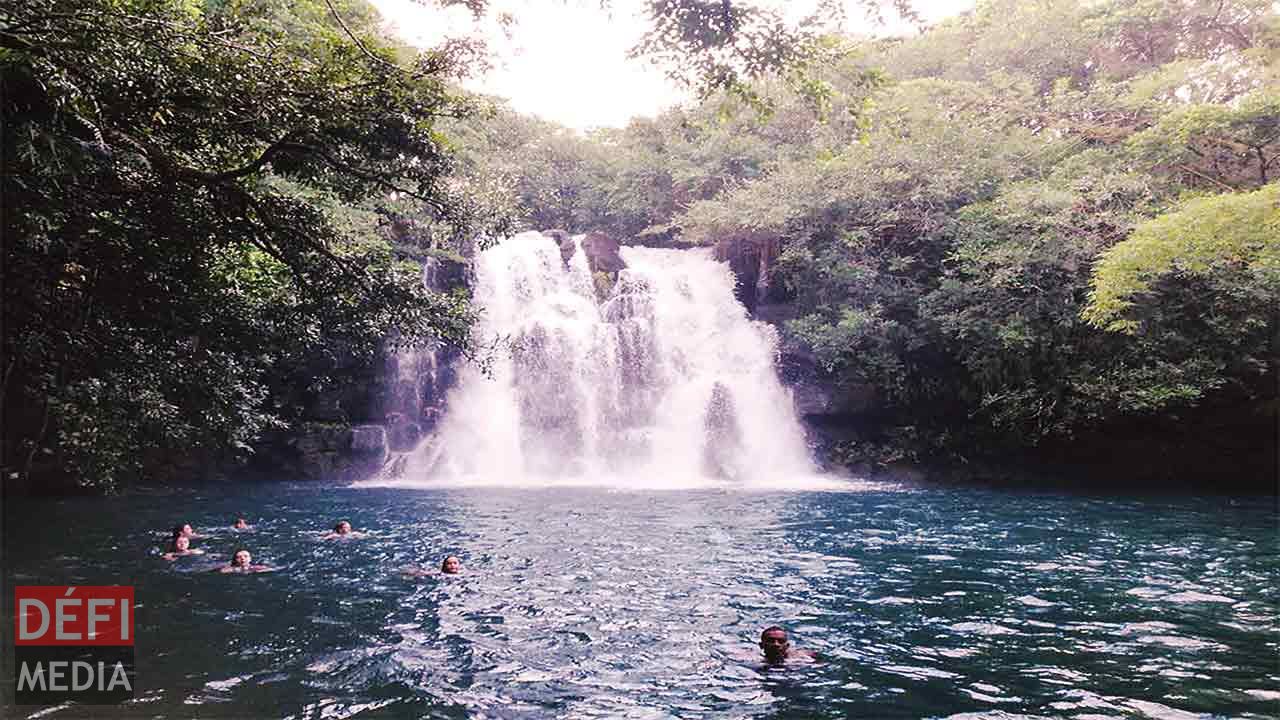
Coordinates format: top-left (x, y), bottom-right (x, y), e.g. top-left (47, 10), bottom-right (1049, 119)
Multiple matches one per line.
top-left (1, 0), bottom-right (489, 490)
top-left (0, 0), bottom-right (919, 492)
top-left (472, 0), bottom-right (1278, 472)
top-left (1085, 183), bottom-right (1280, 331)
top-left (4, 0), bottom-right (1276, 488)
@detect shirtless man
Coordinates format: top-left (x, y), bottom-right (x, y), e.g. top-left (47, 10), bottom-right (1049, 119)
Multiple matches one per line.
top-left (162, 534), bottom-right (204, 560)
top-left (759, 626), bottom-right (819, 665)
top-left (217, 549), bottom-right (274, 573)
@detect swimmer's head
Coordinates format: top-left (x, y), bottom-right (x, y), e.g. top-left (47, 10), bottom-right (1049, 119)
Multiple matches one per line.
top-left (759, 626), bottom-right (790, 663)
top-left (170, 535), bottom-right (191, 552)
top-left (231, 549), bottom-right (251, 567)
top-left (334, 520), bottom-right (352, 535)
top-left (233, 518), bottom-right (249, 529)
top-left (440, 556), bottom-right (461, 574)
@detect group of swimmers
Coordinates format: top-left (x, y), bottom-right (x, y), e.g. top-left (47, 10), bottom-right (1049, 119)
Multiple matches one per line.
top-left (161, 520), bottom-right (810, 664)
top-left (161, 519), bottom-right (463, 577)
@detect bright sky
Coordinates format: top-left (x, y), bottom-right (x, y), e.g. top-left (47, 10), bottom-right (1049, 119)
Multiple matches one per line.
top-left (369, 0), bottom-right (975, 130)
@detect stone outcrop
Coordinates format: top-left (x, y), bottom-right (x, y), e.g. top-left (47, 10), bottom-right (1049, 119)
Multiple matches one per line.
top-left (579, 232), bottom-right (626, 274)
top-left (713, 234), bottom-right (781, 314)
top-left (547, 229), bottom-right (626, 275)
top-left (350, 424), bottom-right (389, 461)
top-left (250, 422), bottom-right (387, 482)
top-left (421, 251), bottom-right (468, 293)
top-left (545, 229), bottom-right (628, 301)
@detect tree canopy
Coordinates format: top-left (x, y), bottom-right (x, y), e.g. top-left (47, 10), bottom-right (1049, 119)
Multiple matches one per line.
top-left (1084, 183), bottom-right (1280, 332)
top-left (4, 0), bottom-right (1276, 489)
top-left (2, 0), bottom-right (487, 489)
top-left (464, 0), bottom-right (1278, 472)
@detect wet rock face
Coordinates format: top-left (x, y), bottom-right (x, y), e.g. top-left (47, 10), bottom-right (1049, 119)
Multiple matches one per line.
top-left (548, 229), bottom-right (626, 275)
top-left (283, 422), bottom-right (387, 482)
top-left (350, 424), bottom-right (389, 461)
top-left (774, 342), bottom-right (878, 418)
top-left (422, 253), bottom-right (468, 293)
top-left (713, 235), bottom-right (781, 314)
top-left (579, 232), bottom-right (626, 274)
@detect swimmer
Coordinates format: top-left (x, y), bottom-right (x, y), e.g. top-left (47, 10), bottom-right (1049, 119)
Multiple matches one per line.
top-left (216, 549), bottom-right (275, 574)
top-left (759, 626), bottom-right (819, 665)
top-left (172, 523), bottom-right (202, 539)
top-left (232, 517), bottom-right (250, 530)
top-left (398, 556), bottom-right (462, 578)
top-left (322, 520), bottom-right (365, 539)
top-left (161, 534), bottom-right (205, 560)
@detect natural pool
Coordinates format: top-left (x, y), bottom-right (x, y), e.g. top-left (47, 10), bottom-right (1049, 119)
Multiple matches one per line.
top-left (2, 482), bottom-right (1277, 719)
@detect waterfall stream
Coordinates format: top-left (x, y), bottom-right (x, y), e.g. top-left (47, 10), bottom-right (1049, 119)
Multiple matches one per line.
top-left (369, 231), bottom-right (820, 488)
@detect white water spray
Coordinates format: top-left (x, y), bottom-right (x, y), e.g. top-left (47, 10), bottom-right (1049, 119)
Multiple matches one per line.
top-left (366, 231), bottom-right (822, 489)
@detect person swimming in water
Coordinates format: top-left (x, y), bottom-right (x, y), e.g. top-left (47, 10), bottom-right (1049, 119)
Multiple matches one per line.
top-left (232, 517), bottom-right (250, 530)
top-left (323, 520), bottom-right (365, 539)
top-left (172, 523), bottom-right (201, 539)
top-left (161, 534), bottom-right (205, 560)
top-left (400, 555), bottom-right (462, 578)
top-left (216, 549), bottom-right (274, 574)
top-left (759, 626), bottom-right (819, 665)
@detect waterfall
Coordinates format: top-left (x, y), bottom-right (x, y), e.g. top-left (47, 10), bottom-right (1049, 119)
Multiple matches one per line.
top-left (368, 231), bottom-right (821, 488)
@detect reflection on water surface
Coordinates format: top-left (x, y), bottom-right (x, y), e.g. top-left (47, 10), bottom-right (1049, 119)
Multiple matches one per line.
top-left (3, 483), bottom-right (1276, 719)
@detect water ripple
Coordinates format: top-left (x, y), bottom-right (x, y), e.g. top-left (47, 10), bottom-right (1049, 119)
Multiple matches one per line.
top-left (2, 485), bottom-right (1277, 719)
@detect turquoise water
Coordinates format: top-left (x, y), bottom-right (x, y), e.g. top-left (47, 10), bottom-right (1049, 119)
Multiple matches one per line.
top-left (3, 482), bottom-right (1277, 718)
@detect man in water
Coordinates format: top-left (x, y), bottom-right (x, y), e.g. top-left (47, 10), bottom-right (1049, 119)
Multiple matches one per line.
top-left (759, 626), bottom-right (818, 665)
top-left (440, 556), bottom-right (462, 574)
top-left (233, 517), bottom-right (250, 530)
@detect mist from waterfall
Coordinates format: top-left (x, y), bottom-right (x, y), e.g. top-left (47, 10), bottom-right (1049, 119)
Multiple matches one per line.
top-left (369, 231), bottom-right (826, 489)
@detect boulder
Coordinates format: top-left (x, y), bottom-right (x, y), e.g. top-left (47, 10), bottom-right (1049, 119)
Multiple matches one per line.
top-left (549, 230), bottom-right (626, 275)
top-left (579, 232), bottom-right (626, 274)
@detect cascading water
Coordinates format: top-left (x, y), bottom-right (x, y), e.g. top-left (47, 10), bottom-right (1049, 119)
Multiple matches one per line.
top-left (369, 231), bottom-right (820, 488)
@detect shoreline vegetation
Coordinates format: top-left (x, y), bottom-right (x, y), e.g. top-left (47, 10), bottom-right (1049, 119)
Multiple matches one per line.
top-left (3, 0), bottom-right (1277, 495)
